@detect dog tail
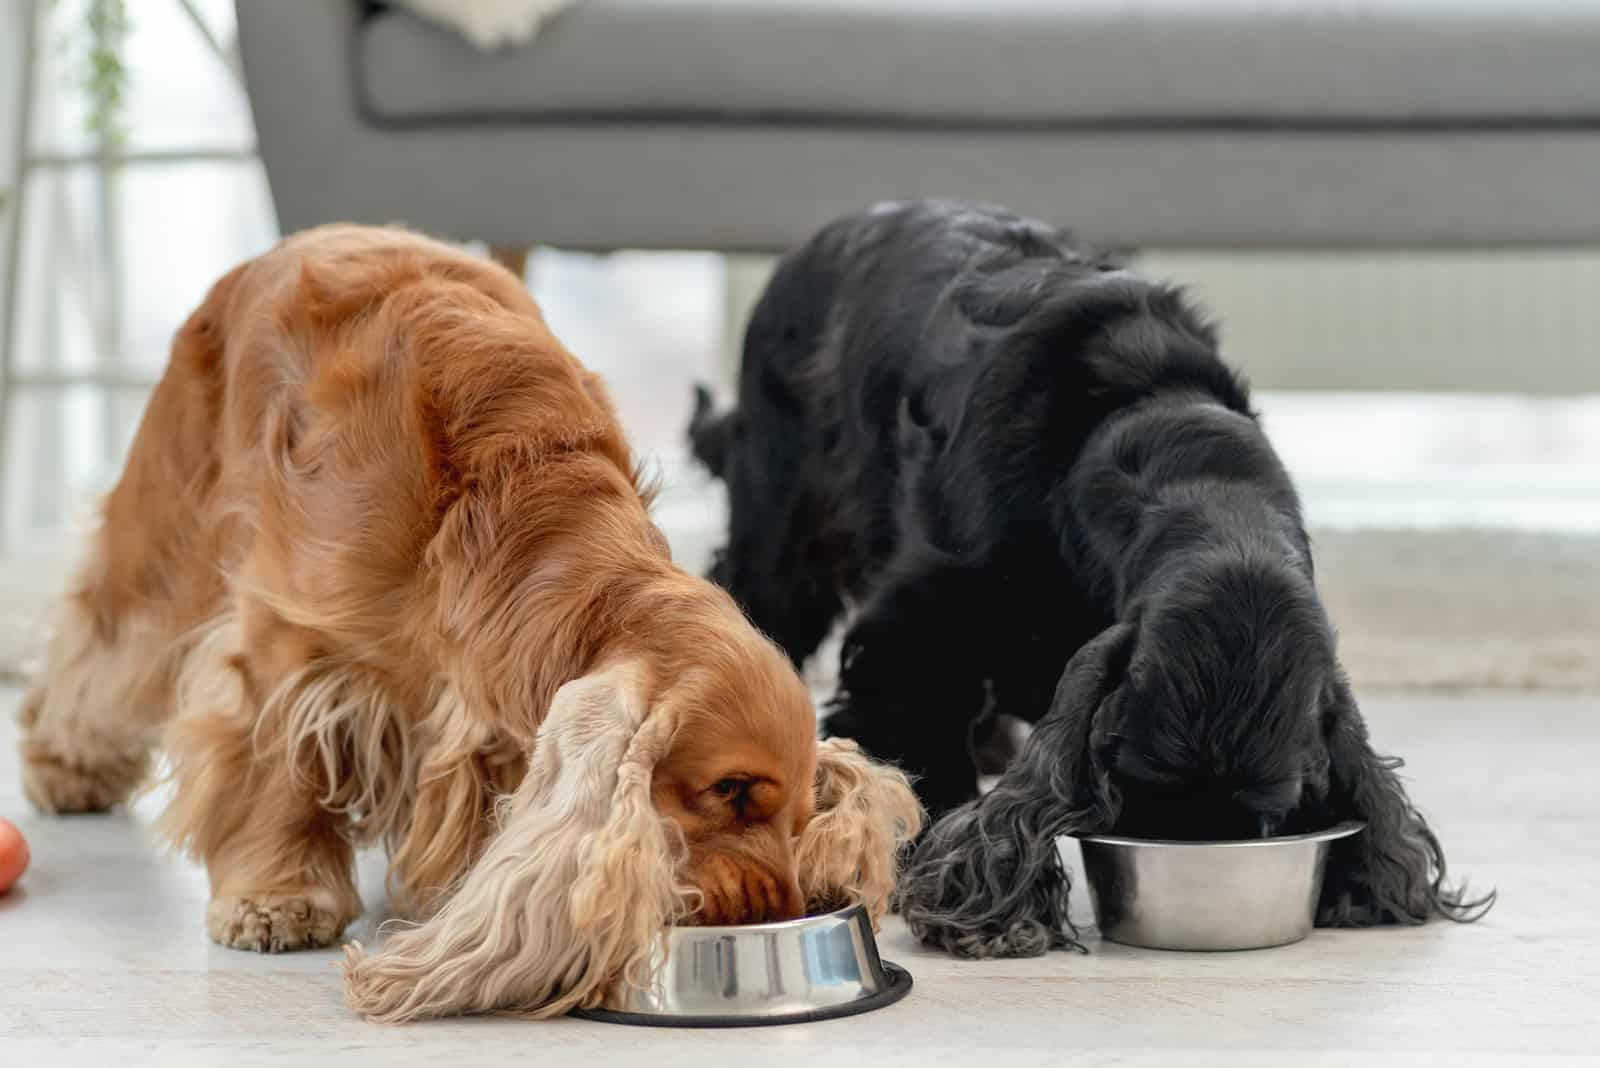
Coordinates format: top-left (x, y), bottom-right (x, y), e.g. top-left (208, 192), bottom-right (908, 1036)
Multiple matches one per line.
top-left (687, 383), bottom-right (733, 479)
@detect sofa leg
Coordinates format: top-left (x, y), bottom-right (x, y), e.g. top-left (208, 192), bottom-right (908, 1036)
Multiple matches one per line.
top-left (488, 244), bottom-right (531, 283)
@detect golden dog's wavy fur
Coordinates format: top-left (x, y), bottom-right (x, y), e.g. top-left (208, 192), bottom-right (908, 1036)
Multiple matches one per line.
top-left (18, 225), bottom-right (922, 1021)
top-left (799, 739), bottom-right (922, 918)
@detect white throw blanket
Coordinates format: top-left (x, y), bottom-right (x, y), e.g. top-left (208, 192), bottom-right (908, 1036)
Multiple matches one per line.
top-left (388, 0), bottom-right (579, 51)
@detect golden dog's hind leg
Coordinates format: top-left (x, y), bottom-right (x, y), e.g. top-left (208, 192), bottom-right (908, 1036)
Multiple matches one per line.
top-left (18, 585), bottom-right (178, 813)
top-left (20, 269), bottom-right (237, 813)
top-left (160, 618), bottom-right (363, 952)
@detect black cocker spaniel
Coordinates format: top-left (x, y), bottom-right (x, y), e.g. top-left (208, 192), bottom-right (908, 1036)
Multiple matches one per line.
top-left (690, 199), bottom-right (1491, 958)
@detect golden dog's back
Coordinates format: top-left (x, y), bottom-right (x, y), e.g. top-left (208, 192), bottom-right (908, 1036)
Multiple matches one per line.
top-left (125, 226), bottom-right (630, 665)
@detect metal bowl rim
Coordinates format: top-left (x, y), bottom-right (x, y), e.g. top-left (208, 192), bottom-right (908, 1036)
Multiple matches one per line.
top-left (572, 962), bottom-right (913, 1028)
top-left (1075, 819), bottom-right (1365, 850)
top-left (663, 901), bottom-right (867, 940)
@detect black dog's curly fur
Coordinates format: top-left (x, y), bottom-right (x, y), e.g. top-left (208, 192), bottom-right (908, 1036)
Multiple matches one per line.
top-left (691, 199), bottom-right (1493, 957)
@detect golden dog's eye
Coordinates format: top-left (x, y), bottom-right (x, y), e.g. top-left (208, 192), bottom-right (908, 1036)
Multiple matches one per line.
top-left (710, 777), bottom-right (744, 798)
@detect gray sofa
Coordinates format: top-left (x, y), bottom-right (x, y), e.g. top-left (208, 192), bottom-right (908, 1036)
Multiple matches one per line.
top-left (237, 1), bottom-right (1600, 252)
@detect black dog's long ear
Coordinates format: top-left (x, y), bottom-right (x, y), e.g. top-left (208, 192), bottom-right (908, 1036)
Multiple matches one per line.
top-left (897, 622), bottom-right (1136, 959)
top-left (1317, 674), bottom-right (1494, 926)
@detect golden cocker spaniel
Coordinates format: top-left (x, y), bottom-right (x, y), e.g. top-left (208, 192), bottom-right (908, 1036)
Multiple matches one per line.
top-left (18, 225), bottom-right (921, 1021)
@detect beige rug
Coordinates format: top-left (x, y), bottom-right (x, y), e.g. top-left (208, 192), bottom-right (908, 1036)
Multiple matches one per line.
top-left (2, 527), bottom-right (1594, 693)
top-left (1311, 527), bottom-right (1600, 693)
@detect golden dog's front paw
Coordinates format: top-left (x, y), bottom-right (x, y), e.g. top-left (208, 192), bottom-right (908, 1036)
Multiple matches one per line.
top-left (206, 891), bottom-right (354, 952)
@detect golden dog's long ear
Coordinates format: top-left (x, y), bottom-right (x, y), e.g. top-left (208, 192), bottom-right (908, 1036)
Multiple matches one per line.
top-left (342, 660), bottom-right (692, 1022)
top-left (795, 739), bottom-right (924, 926)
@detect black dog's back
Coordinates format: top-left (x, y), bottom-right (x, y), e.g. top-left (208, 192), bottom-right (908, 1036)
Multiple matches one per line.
top-left (693, 200), bottom-right (1241, 813)
top-left (693, 201), bottom-right (1250, 647)
top-left (692, 201), bottom-right (1251, 810)
top-left (696, 201), bottom-right (1117, 606)
top-left (696, 198), bottom-right (1355, 829)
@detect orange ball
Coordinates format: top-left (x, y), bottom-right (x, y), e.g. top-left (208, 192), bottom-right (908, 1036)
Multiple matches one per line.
top-left (0, 817), bottom-right (29, 893)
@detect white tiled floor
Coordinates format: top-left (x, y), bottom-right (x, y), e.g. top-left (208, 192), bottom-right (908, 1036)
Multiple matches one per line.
top-left (3, 688), bottom-right (1596, 1065)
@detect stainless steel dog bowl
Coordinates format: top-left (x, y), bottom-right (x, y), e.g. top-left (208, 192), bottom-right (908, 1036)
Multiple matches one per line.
top-left (1075, 821), bottom-right (1365, 951)
top-left (572, 903), bottom-right (912, 1027)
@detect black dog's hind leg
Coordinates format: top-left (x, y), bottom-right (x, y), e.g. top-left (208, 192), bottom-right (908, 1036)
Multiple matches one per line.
top-left (691, 387), bottom-right (844, 668)
top-left (720, 514), bottom-right (843, 669)
top-left (824, 563), bottom-right (993, 817)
